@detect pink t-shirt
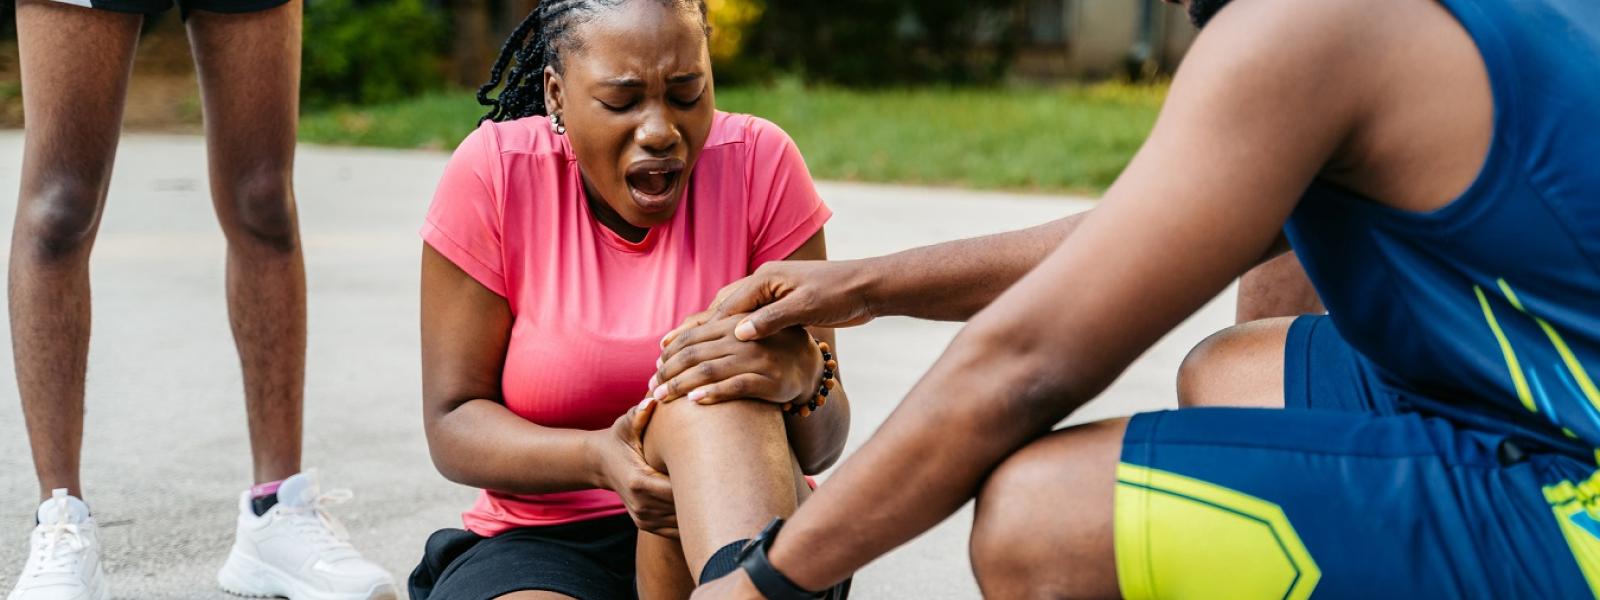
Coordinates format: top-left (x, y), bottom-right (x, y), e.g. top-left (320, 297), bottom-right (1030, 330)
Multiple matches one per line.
top-left (421, 111), bottom-right (831, 536)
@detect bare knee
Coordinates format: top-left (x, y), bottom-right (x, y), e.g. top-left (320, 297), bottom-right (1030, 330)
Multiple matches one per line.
top-left (642, 398), bottom-right (785, 472)
top-left (220, 170), bottom-right (298, 254)
top-left (1176, 318), bottom-right (1293, 409)
top-left (16, 178), bottom-right (105, 263)
top-left (971, 421), bottom-right (1122, 599)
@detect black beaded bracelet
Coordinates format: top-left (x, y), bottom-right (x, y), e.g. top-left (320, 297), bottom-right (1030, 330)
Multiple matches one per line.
top-left (784, 337), bottom-right (837, 418)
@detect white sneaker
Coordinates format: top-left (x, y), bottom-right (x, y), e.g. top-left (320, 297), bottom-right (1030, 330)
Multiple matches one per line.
top-left (217, 470), bottom-right (396, 600)
top-left (7, 489), bottom-right (109, 600)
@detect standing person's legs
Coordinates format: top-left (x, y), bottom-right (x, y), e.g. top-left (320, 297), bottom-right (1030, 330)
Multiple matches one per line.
top-left (185, 0), bottom-right (304, 485)
top-left (189, 6), bottom-right (395, 598)
top-left (9, 0), bottom-right (143, 502)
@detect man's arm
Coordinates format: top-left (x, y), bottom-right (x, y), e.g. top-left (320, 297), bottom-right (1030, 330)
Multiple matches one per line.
top-left (698, 0), bottom-right (1371, 592)
top-left (696, 191), bottom-right (1307, 343)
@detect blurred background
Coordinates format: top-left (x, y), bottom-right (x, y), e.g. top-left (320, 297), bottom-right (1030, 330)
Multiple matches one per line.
top-left (0, 0), bottom-right (1195, 193)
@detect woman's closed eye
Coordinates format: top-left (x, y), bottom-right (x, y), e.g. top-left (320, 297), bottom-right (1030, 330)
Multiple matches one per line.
top-left (670, 90), bottom-right (703, 109)
top-left (596, 97), bottom-right (638, 113)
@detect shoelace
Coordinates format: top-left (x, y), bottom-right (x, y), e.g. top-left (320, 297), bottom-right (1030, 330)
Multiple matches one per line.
top-left (27, 508), bottom-right (87, 578)
top-left (278, 489), bottom-right (361, 562)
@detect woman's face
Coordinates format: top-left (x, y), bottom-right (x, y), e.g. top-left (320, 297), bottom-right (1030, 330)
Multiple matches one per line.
top-left (545, 1), bottom-right (715, 231)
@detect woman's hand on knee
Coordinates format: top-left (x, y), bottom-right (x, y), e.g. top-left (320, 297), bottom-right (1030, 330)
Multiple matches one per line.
top-left (588, 400), bottom-right (678, 537)
top-left (649, 314), bottom-right (821, 407)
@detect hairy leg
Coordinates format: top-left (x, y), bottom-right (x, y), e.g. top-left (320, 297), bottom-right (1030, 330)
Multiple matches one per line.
top-left (1235, 251), bottom-right (1323, 324)
top-left (9, 0), bottom-right (142, 501)
top-left (641, 399), bottom-right (802, 581)
top-left (187, 0), bottom-right (306, 484)
top-left (970, 419), bottom-right (1126, 600)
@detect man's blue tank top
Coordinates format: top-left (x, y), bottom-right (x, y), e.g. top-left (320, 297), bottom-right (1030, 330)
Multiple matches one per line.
top-left (1284, 0), bottom-right (1600, 455)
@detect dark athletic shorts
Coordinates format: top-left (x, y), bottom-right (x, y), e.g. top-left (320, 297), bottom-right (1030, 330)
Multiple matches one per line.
top-left (1114, 314), bottom-right (1599, 598)
top-left (45, 0), bottom-right (288, 18)
top-left (410, 515), bottom-right (638, 600)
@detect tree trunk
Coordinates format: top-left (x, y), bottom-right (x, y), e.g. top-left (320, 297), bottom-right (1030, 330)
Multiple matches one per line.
top-left (451, 0), bottom-right (494, 87)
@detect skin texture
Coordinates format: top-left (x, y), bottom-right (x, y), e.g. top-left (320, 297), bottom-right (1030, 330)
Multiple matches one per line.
top-left (1235, 251), bottom-right (1323, 323)
top-left (9, 0), bottom-right (305, 500)
top-left (689, 0), bottom-right (1492, 596)
top-left (422, 3), bottom-right (848, 596)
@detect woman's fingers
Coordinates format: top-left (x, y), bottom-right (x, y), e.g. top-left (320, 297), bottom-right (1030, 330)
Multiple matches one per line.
top-left (685, 373), bottom-right (774, 405)
top-left (654, 356), bottom-right (754, 403)
top-left (630, 397), bottom-right (658, 440)
top-left (654, 338), bottom-right (742, 398)
top-left (660, 309), bottom-right (714, 350)
top-left (659, 313), bottom-right (743, 364)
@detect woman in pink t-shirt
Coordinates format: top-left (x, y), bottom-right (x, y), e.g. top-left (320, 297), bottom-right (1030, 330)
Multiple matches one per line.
top-left (411, 2), bottom-right (851, 599)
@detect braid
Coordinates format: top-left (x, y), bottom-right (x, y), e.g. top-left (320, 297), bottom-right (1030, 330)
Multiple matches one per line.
top-left (478, 0), bottom-right (711, 123)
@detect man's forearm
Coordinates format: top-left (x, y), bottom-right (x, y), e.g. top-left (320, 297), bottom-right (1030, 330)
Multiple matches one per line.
top-left (764, 317), bottom-right (1070, 590)
top-left (859, 211), bottom-right (1086, 322)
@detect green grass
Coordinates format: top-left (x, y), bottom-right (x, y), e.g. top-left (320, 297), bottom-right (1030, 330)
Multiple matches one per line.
top-left (299, 81), bottom-right (1167, 193)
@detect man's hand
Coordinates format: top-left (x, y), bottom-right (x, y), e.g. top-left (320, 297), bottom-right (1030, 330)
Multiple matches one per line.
top-left (662, 259), bottom-right (876, 346)
top-left (691, 569), bottom-right (763, 599)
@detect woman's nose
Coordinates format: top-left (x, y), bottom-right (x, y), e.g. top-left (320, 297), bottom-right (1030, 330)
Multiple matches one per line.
top-left (635, 106), bottom-right (681, 153)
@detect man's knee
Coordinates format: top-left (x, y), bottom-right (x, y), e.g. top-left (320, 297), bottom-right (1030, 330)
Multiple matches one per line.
top-left (971, 447), bottom-right (1054, 586)
top-left (16, 179), bottom-right (105, 263)
top-left (1176, 318), bottom-right (1292, 409)
top-left (221, 170), bottom-right (298, 254)
top-left (971, 423), bottom-right (1121, 598)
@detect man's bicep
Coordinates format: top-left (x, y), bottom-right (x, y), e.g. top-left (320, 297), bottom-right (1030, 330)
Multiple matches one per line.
top-left (981, 0), bottom-right (1369, 396)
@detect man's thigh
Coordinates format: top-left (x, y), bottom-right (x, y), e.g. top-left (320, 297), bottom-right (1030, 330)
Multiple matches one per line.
top-left (1117, 407), bottom-right (1596, 598)
top-left (15, 0), bottom-right (142, 182)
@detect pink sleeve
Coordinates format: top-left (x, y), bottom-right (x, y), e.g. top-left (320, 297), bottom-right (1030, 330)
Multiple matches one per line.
top-left (420, 123), bottom-right (509, 297)
top-left (745, 118), bottom-right (832, 269)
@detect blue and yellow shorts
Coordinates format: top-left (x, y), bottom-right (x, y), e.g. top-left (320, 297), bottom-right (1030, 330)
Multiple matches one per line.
top-left (1116, 315), bottom-right (1600, 598)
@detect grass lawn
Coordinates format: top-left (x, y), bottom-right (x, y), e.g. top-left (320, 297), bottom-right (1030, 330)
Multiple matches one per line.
top-left (299, 81), bottom-right (1166, 193)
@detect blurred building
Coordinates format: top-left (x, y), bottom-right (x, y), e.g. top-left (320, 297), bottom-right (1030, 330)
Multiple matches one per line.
top-left (1015, 0), bottom-right (1196, 79)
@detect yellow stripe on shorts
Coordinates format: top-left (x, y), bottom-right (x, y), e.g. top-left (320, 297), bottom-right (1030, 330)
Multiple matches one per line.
top-left (1115, 463), bottom-right (1321, 600)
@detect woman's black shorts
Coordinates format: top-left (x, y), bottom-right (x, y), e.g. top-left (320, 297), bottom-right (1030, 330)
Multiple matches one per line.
top-left (410, 515), bottom-right (638, 600)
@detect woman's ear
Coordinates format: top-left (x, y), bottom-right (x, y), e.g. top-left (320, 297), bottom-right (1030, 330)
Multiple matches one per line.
top-left (543, 65), bottom-right (564, 115)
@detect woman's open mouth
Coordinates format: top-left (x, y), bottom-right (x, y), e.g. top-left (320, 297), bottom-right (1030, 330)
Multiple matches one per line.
top-left (625, 159), bottom-right (686, 213)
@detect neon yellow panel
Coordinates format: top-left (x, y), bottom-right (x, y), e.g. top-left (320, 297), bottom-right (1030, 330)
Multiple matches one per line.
top-left (1116, 463), bottom-right (1320, 600)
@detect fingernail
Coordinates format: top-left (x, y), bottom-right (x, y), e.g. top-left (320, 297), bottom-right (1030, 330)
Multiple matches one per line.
top-left (638, 397), bottom-right (654, 410)
top-left (735, 320), bottom-right (757, 341)
top-left (688, 388), bottom-right (707, 402)
top-left (656, 356), bottom-right (664, 368)
top-left (648, 374), bottom-right (659, 389)
top-left (652, 384), bottom-right (668, 400)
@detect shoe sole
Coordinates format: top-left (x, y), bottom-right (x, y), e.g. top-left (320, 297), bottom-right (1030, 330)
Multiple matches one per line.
top-left (217, 549), bottom-right (397, 600)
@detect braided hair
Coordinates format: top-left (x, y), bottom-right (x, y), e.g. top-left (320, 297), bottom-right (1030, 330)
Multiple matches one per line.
top-left (478, 0), bottom-right (711, 123)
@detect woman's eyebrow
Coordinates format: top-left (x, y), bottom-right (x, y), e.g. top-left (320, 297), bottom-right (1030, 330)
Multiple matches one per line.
top-left (598, 73), bottom-right (703, 88)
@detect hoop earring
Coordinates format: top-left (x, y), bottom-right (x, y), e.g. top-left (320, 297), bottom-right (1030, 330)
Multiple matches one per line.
top-left (550, 112), bottom-right (567, 135)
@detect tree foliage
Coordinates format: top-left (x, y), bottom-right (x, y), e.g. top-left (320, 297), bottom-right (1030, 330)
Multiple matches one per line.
top-left (302, 0), bottom-right (450, 107)
top-left (742, 0), bottom-right (1026, 85)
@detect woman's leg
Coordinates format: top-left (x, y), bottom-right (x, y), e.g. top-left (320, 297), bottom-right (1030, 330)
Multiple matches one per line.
top-left (638, 531), bottom-right (695, 600)
top-left (641, 398), bottom-right (803, 580)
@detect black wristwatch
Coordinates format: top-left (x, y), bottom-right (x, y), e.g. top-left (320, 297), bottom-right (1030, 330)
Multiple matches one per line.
top-left (737, 518), bottom-right (823, 600)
